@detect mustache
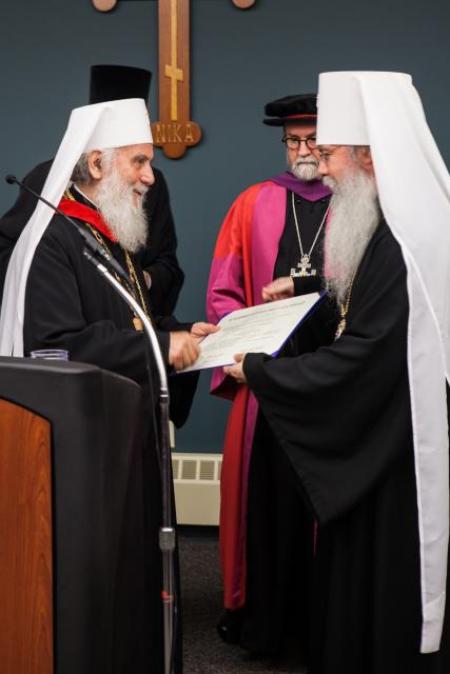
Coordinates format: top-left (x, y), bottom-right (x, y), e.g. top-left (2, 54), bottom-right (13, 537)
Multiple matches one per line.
top-left (131, 184), bottom-right (149, 197)
top-left (294, 158), bottom-right (319, 166)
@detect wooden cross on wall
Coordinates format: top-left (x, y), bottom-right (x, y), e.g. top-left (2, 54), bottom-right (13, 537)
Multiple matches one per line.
top-left (92, 0), bottom-right (256, 158)
top-left (154, 0), bottom-right (200, 158)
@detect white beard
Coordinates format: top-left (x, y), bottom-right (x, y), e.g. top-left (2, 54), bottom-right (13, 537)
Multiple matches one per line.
top-left (289, 154), bottom-right (320, 182)
top-left (95, 158), bottom-right (149, 254)
top-left (323, 169), bottom-right (380, 304)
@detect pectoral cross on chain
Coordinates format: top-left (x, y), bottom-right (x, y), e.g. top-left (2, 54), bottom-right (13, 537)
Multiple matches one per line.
top-left (290, 255), bottom-right (317, 278)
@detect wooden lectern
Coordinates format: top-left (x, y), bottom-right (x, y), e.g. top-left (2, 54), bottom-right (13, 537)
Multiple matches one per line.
top-left (0, 357), bottom-right (149, 674)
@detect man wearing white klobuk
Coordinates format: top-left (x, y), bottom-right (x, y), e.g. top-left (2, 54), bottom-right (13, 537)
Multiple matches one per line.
top-left (224, 71), bottom-right (450, 672)
top-left (0, 98), bottom-right (209, 370)
top-left (0, 97), bottom-right (213, 674)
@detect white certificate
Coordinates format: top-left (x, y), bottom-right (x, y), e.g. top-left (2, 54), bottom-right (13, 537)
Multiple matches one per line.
top-left (182, 292), bottom-right (322, 372)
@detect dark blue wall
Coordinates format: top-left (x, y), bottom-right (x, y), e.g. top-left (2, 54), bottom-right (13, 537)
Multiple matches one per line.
top-left (1, 0), bottom-right (449, 452)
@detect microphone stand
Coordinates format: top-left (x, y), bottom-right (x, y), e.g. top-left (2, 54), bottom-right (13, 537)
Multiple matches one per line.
top-left (83, 248), bottom-right (176, 674)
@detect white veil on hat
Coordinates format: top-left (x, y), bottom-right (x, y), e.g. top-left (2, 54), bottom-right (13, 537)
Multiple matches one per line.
top-left (317, 71), bottom-right (450, 654)
top-left (0, 97), bottom-right (153, 357)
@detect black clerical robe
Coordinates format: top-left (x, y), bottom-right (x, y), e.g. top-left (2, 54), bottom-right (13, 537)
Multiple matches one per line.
top-left (244, 221), bottom-right (450, 673)
top-left (22, 193), bottom-right (195, 674)
top-left (275, 189), bottom-right (336, 354)
top-left (0, 159), bottom-right (184, 314)
top-left (239, 191), bottom-right (336, 657)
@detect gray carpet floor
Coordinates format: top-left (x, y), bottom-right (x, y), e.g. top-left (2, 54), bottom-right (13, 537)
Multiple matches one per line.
top-left (178, 527), bottom-right (306, 674)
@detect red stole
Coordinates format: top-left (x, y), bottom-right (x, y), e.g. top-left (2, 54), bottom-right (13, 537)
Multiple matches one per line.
top-left (58, 198), bottom-right (117, 242)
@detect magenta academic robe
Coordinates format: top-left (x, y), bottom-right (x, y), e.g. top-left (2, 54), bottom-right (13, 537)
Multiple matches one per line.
top-left (206, 173), bottom-right (330, 610)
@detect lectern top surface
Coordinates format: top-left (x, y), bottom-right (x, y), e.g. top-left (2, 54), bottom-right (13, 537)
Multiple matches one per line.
top-left (0, 355), bottom-right (97, 375)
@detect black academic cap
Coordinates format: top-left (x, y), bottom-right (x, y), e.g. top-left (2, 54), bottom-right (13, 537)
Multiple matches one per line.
top-left (89, 65), bottom-right (152, 104)
top-left (263, 93), bottom-right (317, 126)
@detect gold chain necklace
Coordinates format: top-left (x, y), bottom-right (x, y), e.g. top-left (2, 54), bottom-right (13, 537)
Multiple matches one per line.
top-left (335, 272), bottom-right (357, 340)
top-left (65, 190), bottom-right (149, 331)
top-left (87, 223), bottom-right (150, 331)
top-left (124, 249), bottom-right (150, 329)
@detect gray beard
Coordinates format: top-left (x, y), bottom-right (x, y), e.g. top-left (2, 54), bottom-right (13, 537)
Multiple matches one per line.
top-left (323, 170), bottom-right (380, 304)
top-left (95, 162), bottom-right (148, 254)
top-left (288, 155), bottom-right (320, 182)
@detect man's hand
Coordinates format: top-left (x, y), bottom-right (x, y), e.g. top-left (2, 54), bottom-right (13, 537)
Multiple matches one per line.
top-left (262, 276), bottom-right (294, 302)
top-left (190, 321), bottom-right (220, 343)
top-left (223, 353), bottom-right (247, 384)
top-left (169, 331), bottom-right (200, 371)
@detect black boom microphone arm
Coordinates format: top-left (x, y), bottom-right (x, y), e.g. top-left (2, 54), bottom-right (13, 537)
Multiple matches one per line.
top-left (4, 174), bottom-right (131, 288)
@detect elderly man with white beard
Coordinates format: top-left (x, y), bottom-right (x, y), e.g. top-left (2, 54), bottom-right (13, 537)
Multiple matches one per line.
top-left (0, 98), bottom-right (217, 674)
top-left (207, 94), bottom-right (335, 655)
top-left (23, 143), bottom-right (212, 372)
top-left (225, 71), bottom-right (450, 674)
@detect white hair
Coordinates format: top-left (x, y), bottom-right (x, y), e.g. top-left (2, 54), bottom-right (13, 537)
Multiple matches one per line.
top-left (71, 153), bottom-right (91, 184)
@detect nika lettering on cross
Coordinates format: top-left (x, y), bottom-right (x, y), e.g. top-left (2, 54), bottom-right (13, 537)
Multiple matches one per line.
top-left (92, 0), bottom-right (256, 158)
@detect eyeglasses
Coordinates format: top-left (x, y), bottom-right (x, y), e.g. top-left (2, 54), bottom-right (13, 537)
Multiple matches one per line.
top-left (282, 135), bottom-right (317, 151)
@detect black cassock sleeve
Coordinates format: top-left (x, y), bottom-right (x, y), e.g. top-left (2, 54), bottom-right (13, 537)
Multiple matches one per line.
top-left (137, 168), bottom-right (184, 316)
top-left (244, 223), bottom-right (412, 524)
top-left (23, 220), bottom-right (198, 426)
top-left (23, 227), bottom-right (164, 387)
top-left (293, 274), bottom-right (323, 296)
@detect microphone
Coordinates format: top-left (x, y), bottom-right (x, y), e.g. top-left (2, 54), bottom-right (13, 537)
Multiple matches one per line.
top-left (5, 174), bottom-right (132, 288)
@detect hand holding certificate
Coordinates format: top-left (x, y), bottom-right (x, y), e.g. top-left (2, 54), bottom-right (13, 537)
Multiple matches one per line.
top-left (181, 292), bottom-right (322, 373)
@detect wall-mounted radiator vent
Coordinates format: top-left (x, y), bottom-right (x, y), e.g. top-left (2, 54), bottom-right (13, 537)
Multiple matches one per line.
top-left (171, 453), bottom-right (222, 526)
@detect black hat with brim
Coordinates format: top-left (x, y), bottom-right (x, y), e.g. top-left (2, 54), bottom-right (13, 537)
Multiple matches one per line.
top-left (263, 93), bottom-right (317, 126)
top-left (89, 65), bottom-right (152, 104)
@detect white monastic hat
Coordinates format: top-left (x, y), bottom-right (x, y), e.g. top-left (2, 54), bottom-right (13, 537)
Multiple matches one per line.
top-left (317, 71), bottom-right (450, 655)
top-left (317, 71), bottom-right (417, 145)
top-left (0, 98), bottom-right (153, 357)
